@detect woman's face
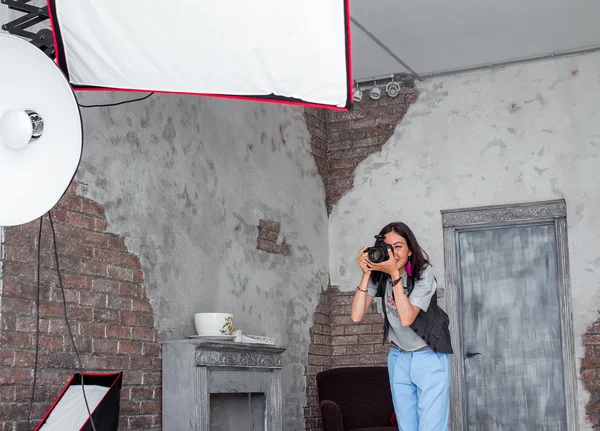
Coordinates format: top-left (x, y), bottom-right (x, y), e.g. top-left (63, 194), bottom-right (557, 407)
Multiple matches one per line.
top-left (384, 231), bottom-right (412, 272)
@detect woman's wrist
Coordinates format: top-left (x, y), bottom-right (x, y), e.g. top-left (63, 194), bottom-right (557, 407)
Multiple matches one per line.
top-left (389, 269), bottom-right (401, 285)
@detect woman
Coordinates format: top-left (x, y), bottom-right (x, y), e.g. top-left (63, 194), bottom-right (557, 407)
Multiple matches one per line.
top-left (351, 222), bottom-right (452, 431)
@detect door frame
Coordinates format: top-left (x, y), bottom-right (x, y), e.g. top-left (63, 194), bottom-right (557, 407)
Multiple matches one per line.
top-left (441, 199), bottom-right (578, 431)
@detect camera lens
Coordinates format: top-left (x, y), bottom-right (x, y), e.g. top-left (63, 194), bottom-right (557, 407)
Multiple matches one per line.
top-left (368, 249), bottom-right (383, 262)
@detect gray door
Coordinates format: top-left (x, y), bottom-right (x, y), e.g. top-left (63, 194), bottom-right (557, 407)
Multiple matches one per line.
top-left (457, 223), bottom-right (567, 430)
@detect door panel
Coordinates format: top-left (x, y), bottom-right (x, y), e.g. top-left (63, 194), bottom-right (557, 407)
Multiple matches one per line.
top-left (458, 224), bottom-right (566, 431)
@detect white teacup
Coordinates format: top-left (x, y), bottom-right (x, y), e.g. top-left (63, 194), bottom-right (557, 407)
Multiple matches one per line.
top-left (194, 312), bottom-right (234, 336)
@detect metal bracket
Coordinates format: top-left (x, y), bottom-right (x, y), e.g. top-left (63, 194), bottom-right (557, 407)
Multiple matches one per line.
top-left (1, 0), bottom-right (54, 58)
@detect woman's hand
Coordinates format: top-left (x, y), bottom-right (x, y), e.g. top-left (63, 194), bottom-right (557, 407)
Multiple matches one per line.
top-left (356, 247), bottom-right (372, 274)
top-left (367, 249), bottom-right (400, 279)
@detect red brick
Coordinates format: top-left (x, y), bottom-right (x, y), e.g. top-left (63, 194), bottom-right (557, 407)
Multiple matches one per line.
top-left (107, 234), bottom-right (128, 251)
top-left (119, 283), bottom-right (144, 297)
top-left (133, 270), bottom-right (144, 284)
top-left (94, 249), bottom-right (141, 269)
top-left (131, 327), bottom-right (155, 342)
top-left (52, 224), bottom-right (81, 241)
top-left (92, 339), bottom-right (119, 354)
top-left (309, 344), bottom-right (332, 356)
top-left (0, 368), bottom-right (31, 385)
top-left (81, 199), bottom-right (105, 217)
top-left (258, 219), bottom-right (280, 232)
top-left (94, 308), bottom-right (121, 324)
top-left (257, 238), bottom-right (277, 253)
top-left (344, 324), bottom-right (373, 335)
top-left (81, 230), bottom-right (109, 246)
top-left (131, 299), bottom-right (153, 314)
top-left (63, 274), bottom-right (93, 289)
top-left (3, 262), bottom-right (37, 283)
top-left (142, 343), bottom-right (160, 356)
top-left (38, 334), bottom-right (64, 350)
top-left (358, 334), bottom-right (382, 344)
top-left (107, 265), bottom-right (133, 281)
top-left (78, 322), bottom-right (106, 337)
top-left (121, 312), bottom-right (154, 328)
top-left (258, 226), bottom-right (278, 241)
top-left (119, 341), bottom-right (143, 355)
top-left (331, 335), bottom-right (358, 345)
top-left (1, 298), bottom-right (33, 315)
top-left (80, 260), bottom-right (107, 277)
top-left (66, 304), bottom-right (93, 322)
top-left (128, 414), bottom-right (157, 429)
top-left (129, 387), bottom-right (154, 401)
top-left (79, 291), bottom-right (107, 308)
top-left (106, 325), bottom-right (131, 339)
top-left (67, 211), bottom-right (96, 229)
top-left (107, 295), bottom-right (132, 310)
top-left (584, 335), bottom-right (600, 345)
top-left (95, 218), bottom-right (108, 232)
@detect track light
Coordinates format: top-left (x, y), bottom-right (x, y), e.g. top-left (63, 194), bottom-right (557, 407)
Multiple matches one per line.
top-left (369, 82), bottom-right (381, 100)
top-left (353, 84), bottom-right (363, 102)
top-left (386, 75), bottom-right (400, 98)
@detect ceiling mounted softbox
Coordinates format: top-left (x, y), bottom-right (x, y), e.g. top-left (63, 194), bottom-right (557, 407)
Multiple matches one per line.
top-left (35, 372), bottom-right (123, 431)
top-left (47, 0), bottom-right (352, 110)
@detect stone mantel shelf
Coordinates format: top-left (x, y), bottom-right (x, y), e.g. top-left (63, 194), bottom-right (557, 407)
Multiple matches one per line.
top-left (162, 339), bottom-right (287, 369)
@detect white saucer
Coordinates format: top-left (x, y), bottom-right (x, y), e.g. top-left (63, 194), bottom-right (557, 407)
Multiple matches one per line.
top-left (188, 334), bottom-right (236, 341)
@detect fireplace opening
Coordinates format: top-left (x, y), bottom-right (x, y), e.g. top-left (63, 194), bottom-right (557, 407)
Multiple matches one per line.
top-left (210, 392), bottom-right (267, 431)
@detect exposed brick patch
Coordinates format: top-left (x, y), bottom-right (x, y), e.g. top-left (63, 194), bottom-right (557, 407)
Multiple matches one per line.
top-left (305, 89), bottom-right (420, 213)
top-left (0, 182), bottom-right (160, 431)
top-left (304, 108), bottom-right (328, 184)
top-left (304, 287), bottom-right (387, 431)
top-left (582, 319), bottom-right (600, 426)
top-left (257, 219), bottom-right (290, 256)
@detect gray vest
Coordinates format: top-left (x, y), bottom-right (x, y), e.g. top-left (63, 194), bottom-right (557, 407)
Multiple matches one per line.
top-left (377, 276), bottom-right (453, 354)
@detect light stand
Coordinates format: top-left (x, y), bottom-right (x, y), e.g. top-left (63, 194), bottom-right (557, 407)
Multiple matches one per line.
top-left (1, 0), bottom-right (54, 57)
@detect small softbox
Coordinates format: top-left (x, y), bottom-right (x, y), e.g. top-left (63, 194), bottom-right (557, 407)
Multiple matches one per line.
top-left (46, 0), bottom-right (352, 110)
top-left (35, 372), bottom-right (123, 431)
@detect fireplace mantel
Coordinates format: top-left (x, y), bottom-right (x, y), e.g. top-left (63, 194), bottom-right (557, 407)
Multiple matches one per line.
top-left (162, 339), bottom-right (287, 430)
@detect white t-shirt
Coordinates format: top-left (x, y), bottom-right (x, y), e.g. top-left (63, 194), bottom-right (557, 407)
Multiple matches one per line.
top-left (367, 265), bottom-right (437, 351)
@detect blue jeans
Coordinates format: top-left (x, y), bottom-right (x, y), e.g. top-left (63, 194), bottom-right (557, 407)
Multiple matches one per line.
top-left (387, 346), bottom-right (450, 431)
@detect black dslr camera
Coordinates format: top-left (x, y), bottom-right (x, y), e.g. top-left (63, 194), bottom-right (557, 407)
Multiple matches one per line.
top-left (364, 235), bottom-right (393, 263)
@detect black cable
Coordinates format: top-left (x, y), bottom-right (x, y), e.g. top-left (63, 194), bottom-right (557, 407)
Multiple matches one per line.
top-left (78, 92), bottom-right (154, 108)
top-left (48, 211), bottom-right (97, 431)
top-left (26, 217), bottom-right (43, 430)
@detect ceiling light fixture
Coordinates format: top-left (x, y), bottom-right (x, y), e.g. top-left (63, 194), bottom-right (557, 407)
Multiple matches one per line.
top-left (369, 81), bottom-right (381, 100)
top-left (386, 74), bottom-right (401, 98)
top-left (353, 83), bottom-right (363, 102)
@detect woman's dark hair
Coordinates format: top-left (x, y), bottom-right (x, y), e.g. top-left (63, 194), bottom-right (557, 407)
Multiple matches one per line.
top-left (369, 221), bottom-right (430, 284)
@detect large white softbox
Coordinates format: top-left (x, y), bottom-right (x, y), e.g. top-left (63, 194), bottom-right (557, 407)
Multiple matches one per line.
top-left (47, 0), bottom-right (352, 110)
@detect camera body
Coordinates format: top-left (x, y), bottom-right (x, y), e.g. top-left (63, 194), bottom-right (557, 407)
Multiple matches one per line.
top-left (364, 235), bottom-right (393, 263)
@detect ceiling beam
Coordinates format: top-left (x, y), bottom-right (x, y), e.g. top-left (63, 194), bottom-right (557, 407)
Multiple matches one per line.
top-left (350, 16), bottom-right (420, 80)
top-left (422, 44), bottom-right (600, 79)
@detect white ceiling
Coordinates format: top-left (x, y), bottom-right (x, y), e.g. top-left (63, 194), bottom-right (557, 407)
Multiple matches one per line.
top-left (350, 0), bottom-right (600, 81)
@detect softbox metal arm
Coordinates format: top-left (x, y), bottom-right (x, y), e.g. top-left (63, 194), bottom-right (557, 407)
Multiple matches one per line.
top-left (1, 0), bottom-right (54, 58)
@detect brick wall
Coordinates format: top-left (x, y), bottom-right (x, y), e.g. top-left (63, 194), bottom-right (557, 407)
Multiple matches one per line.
top-left (305, 88), bottom-right (420, 213)
top-left (257, 219), bottom-right (291, 256)
top-left (304, 108), bottom-right (328, 185)
top-left (0, 182), bottom-right (160, 431)
top-left (582, 319), bottom-right (600, 426)
top-left (304, 287), bottom-right (387, 431)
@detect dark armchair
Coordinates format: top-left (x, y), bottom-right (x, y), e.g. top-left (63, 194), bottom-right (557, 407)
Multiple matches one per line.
top-left (316, 366), bottom-right (397, 431)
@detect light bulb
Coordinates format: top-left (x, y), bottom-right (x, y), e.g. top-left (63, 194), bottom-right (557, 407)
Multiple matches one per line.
top-left (0, 110), bottom-right (34, 149)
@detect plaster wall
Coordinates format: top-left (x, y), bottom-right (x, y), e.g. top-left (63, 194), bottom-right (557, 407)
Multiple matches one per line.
top-left (75, 93), bottom-right (329, 429)
top-left (329, 51), bottom-right (600, 428)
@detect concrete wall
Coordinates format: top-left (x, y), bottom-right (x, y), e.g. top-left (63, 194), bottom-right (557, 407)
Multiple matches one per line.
top-left (329, 51), bottom-right (600, 429)
top-left (75, 93), bottom-right (329, 429)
